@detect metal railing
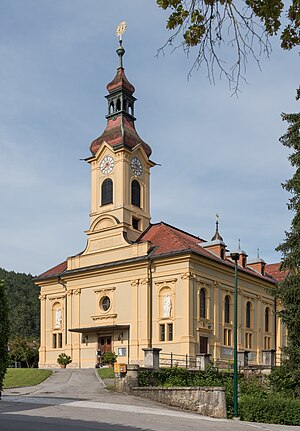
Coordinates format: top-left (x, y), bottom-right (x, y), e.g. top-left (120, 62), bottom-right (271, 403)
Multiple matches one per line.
top-left (159, 352), bottom-right (197, 369)
top-left (159, 351), bottom-right (286, 371)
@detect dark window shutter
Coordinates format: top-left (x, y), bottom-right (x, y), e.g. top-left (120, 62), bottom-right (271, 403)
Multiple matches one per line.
top-left (101, 178), bottom-right (113, 205)
top-left (131, 180), bottom-right (140, 207)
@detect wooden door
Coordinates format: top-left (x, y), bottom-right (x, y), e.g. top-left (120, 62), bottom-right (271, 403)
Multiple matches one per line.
top-left (200, 336), bottom-right (208, 354)
top-left (98, 335), bottom-right (112, 355)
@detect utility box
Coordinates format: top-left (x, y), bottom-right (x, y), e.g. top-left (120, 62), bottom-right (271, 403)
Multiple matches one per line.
top-left (114, 363), bottom-right (127, 373)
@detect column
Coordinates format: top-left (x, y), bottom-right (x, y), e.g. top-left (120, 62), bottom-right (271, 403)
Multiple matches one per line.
top-left (72, 288), bottom-right (81, 368)
top-left (180, 272), bottom-right (195, 356)
top-left (38, 294), bottom-right (47, 366)
top-left (139, 277), bottom-right (150, 354)
top-left (130, 279), bottom-right (140, 361)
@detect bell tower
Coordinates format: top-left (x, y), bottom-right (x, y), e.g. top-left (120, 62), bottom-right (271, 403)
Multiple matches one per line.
top-left (83, 32), bottom-right (154, 255)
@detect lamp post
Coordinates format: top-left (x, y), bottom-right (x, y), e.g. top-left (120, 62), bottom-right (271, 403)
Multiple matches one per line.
top-left (230, 250), bottom-right (240, 418)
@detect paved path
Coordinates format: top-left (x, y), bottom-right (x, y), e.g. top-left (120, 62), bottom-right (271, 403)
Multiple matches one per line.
top-left (2, 369), bottom-right (300, 431)
top-left (4, 369), bottom-right (106, 400)
top-left (3, 369), bottom-right (173, 407)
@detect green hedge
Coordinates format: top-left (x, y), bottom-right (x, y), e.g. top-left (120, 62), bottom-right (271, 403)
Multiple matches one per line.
top-left (240, 394), bottom-right (300, 425)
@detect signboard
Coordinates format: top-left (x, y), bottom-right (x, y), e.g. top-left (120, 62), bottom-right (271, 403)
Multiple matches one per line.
top-left (114, 363), bottom-right (127, 373)
top-left (118, 347), bottom-right (127, 357)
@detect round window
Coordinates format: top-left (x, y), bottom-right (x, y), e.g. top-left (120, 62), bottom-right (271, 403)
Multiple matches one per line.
top-left (101, 296), bottom-right (111, 312)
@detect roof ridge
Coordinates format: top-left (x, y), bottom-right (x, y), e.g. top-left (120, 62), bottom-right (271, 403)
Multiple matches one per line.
top-left (135, 222), bottom-right (156, 242)
top-left (160, 221), bottom-right (205, 242)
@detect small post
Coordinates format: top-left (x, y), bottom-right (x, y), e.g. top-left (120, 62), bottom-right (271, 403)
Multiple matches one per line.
top-left (186, 354), bottom-right (188, 369)
top-left (262, 349), bottom-right (276, 368)
top-left (196, 353), bottom-right (212, 370)
top-left (238, 351), bottom-right (249, 368)
top-left (143, 348), bottom-right (161, 369)
top-left (171, 352), bottom-right (173, 368)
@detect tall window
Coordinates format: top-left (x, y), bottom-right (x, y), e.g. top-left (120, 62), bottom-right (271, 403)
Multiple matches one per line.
top-left (131, 180), bottom-right (141, 207)
top-left (168, 323), bottom-right (173, 341)
top-left (246, 301), bottom-right (251, 328)
top-left (265, 307), bottom-right (270, 332)
top-left (101, 178), bottom-right (113, 205)
top-left (200, 288), bottom-right (206, 318)
top-left (224, 295), bottom-right (230, 324)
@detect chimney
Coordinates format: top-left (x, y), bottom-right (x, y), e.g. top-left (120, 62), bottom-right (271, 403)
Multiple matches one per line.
top-left (248, 250), bottom-right (266, 275)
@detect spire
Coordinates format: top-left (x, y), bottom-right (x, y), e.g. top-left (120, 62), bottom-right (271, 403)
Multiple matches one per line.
top-left (211, 212), bottom-right (223, 241)
top-left (89, 23), bottom-right (152, 157)
top-left (116, 40), bottom-right (125, 68)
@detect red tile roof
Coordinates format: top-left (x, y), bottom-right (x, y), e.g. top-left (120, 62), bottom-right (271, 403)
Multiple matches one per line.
top-left (140, 222), bottom-right (276, 283)
top-left (37, 260), bottom-right (67, 279)
top-left (89, 115), bottom-right (152, 157)
top-left (140, 222), bottom-right (205, 256)
top-left (36, 222), bottom-right (277, 285)
top-left (266, 262), bottom-right (289, 282)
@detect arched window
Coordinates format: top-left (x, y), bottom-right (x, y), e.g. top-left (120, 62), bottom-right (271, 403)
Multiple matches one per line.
top-left (101, 178), bottom-right (113, 205)
top-left (246, 301), bottom-right (251, 328)
top-left (116, 98), bottom-right (121, 111)
top-left (109, 102), bottom-right (114, 115)
top-left (131, 180), bottom-right (140, 207)
top-left (224, 296), bottom-right (230, 324)
top-left (200, 288), bottom-right (206, 319)
top-left (265, 307), bottom-right (270, 332)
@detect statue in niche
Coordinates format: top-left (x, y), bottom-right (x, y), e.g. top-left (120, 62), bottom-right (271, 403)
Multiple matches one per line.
top-left (55, 308), bottom-right (62, 328)
top-left (163, 293), bottom-right (172, 318)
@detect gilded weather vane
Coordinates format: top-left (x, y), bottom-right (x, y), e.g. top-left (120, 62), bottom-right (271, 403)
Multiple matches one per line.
top-left (116, 21), bottom-right (127, 41)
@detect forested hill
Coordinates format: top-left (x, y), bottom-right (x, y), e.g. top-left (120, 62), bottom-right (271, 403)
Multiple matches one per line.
top-left (0, 268), bottom-right (40, 339)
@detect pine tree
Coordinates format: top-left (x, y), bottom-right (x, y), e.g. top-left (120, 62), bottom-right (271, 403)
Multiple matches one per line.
top-left (0, 280), bottom-right (9, 398)
top-left (276, 89), bottom-right (300, 369)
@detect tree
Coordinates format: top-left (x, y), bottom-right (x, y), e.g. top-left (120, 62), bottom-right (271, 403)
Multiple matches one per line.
top-left (156, 0), bottom-right (299, 92)
top-left (0, 280), bottom-right (9, 398)
top-left (9, 337), bottom-right (39, 368)
top-left (0, 268), bottom-right (40, 339)
top-left (276, 88), bottom-right (300, 370)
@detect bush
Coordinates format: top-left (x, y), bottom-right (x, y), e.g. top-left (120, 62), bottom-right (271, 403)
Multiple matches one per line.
top-left (57, 353), bottom-right (72, 367)
top-left (101, 351), bottom-right (117, 365)
top-left (240, 394), bottom-right (300, 425)
top-left (268, 365), bottom-right (300, 398)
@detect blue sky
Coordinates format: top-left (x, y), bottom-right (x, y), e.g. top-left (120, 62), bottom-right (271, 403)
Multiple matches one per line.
top-left (0, 0), bottom-right (299, 276)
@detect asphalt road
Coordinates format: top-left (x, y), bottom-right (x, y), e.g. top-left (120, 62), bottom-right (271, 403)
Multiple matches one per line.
top-left (1, 369), bottom-right (300, 431)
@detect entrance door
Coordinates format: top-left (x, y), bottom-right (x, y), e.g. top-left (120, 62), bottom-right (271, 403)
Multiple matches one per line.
top-left (98, 335), bottom-right (112, 355)
top-left (200, 336), bottom-right (208, 354)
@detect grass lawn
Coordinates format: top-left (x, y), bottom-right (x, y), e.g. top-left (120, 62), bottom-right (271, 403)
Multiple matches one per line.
top-left (3, 369), bottom-right (53, 389)
top-left (97, 367), bottom-right (114, 379)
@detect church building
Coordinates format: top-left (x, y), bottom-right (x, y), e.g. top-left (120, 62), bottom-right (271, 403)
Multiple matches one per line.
top-left (35, 37), bottom-right (285, 369)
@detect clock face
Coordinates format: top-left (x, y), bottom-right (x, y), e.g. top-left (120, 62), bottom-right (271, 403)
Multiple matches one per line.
top-left (130, 157), bottom-right (143, 176)
top-left (100, 156), bottom-right (114, 174)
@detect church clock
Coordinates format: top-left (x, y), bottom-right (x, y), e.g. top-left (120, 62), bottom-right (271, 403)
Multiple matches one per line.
top-left (130, 157), bottom-right (143, 176)
top-left (100, 156), bottom-right (114, 174)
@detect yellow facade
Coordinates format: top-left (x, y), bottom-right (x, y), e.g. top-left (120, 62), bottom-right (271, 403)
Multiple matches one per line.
top-left (36, 41), bottom-right (285, 369)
